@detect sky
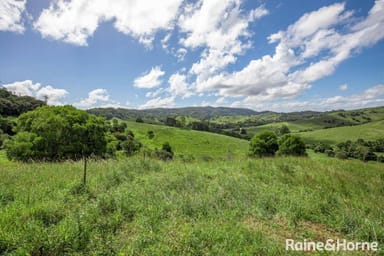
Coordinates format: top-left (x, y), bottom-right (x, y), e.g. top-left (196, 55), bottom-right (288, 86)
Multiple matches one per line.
top-left (0, 0), bottom-right (384, 112)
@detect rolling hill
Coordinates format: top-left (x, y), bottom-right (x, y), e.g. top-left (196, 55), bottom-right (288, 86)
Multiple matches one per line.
top-left (124, 121), bottom-right (249, 160)
top-left (298, 120), bottom-right (384, 144)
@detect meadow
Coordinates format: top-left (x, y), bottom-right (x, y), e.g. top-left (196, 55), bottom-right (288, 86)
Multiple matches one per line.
top-left (123, 121), bottom-right (249, 160)
top-left (1, 152), bottom-right (383, 255)
top-left (298, 120), bottom-right (384, 145)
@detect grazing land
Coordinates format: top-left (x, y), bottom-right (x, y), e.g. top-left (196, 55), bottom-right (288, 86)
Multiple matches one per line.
top-left (1, 153), bottom-right (383, 255)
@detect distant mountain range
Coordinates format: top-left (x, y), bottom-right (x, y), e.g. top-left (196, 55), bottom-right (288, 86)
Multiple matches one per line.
top-left (87, 106), bottom-right (266, 120)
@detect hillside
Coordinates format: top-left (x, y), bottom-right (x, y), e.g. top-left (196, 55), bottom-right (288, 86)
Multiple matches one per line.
top-left (88, 106), bottom-right (259, 121)
top-left (124, 121), bottom-right (248, 160)
top-left (0, 88), bottom-right (46, 117)
top-left (298, 120), bottom-right (384, 144)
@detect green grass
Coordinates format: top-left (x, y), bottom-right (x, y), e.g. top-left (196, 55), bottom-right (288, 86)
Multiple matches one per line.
top-left (298, 120), bottom-right (384, 145)
top-left (245, 121), bottom-right (323, 137)
top-left (0, 155), bottom-right (383, 255)
top-left (125, 121), bottom-right (248, 160)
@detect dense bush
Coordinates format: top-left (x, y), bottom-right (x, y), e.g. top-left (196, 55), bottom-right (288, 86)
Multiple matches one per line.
top-left (5, 106), bottom-right (107, 162)
top-left (277, 135), bottom-right (307, 156)
top-left (249, 131), bottom-right (278, 157)
top-left (156, 142), bottom-right (174, 160)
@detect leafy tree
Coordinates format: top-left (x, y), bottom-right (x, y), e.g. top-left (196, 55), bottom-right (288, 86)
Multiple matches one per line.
top-left (249, 131), bottom-right (278, 157)
top-left (121, 134), bottom-right (142, 156)
top-left (165, 117), bottom-right (177, 127)
top-left (5, 106), bottom-right (107, 184)
top-left (277, 134), bottom-right (307, 156)
top-left (135, 117), bottom-right (144, 123)
top-left (274, 125), bottom-right (290, 136)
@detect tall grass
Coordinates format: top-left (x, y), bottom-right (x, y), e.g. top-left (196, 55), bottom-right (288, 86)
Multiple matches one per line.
top-left (0, 156), bottom-right (383, 255)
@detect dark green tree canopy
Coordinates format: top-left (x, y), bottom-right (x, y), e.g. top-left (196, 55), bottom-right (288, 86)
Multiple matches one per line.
top-left (6, 105), bottom-right (107, 161)
top-left (249, 131), bottom-right (278, 157)
top-left (277, 134), bottom-right (307, 156)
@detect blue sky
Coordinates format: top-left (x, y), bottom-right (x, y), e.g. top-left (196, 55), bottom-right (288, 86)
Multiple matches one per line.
top-left (1, 0), bottom-right (384, 111)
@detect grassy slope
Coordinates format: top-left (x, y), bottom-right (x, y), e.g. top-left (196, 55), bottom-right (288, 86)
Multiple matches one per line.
top-left (0, 155), bottom-right (383, 255)
top-left (298, 120), bottom-right (384, 144)
top-left (125, 121), bottom-right (248, 159)
top-left (245, 121), bottom-right (323, 137)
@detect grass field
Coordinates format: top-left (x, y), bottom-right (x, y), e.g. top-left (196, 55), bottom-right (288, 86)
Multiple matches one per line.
top-left (124, 121), bottom-right (249, 160)
top-left (298, 120), bottom-right (384, 144)
top-left (0, 153), bottom-right (383, 255)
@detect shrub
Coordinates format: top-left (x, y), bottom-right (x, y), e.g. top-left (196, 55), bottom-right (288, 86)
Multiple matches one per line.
top-left (156, 142), bottom-right (174, 160)
top-left (277, 134), bottom-right (307, 156)
top-left (335, 150), bottom-right (348, 159)
top-left (249, 131), bottom-right (278, 157)
top-left (147, 130), bottom-right (155, 139)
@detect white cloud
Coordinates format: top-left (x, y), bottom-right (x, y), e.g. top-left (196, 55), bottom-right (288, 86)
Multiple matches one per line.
top-left (167, 73), bottom-right (193, 98)
top-left (3, 80), bottom-right (68, 105)
top-left (193, 0), bottom-right (384, 102)
top-left (134, 66), bottom-right (165, 89)
top-left (34, 0), bottom-right (183, 46)
top-left (0, 0), bottom-right (26, 33)
top-left (145, 87), bottom-right (165, 98)
top-left (231, 84), bottom-right (384, 112)
top-left (3, 80), bottom-right (41, 96)
top-left (75, 88), bottom-right (110, 108)
top-left (35, 85), bottom-right (69, 105)
top-left (339, 84), bottom-right (348, 91)
top-left (139, 96), bottom-right (175, 109)
top-left (178, 1), bottom-right (268, 80)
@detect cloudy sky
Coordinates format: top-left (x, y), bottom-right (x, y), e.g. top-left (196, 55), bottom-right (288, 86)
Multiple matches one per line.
top-left (1, 0), bottom-right (384, 111)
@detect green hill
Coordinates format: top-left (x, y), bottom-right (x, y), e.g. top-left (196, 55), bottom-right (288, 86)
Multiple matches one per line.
top-left (298, 120), bottom-right (384, 144)
top-left (125, 121), bottom-right (248, 159)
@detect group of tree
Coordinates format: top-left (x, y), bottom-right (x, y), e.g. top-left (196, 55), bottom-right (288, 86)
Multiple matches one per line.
top-left (311, 139), bottom-right (384, 162)
top-left (0, 88), bottom-right (46, 117)
top-left (4, 106), bottom-right (176, 184)
top-left (249, 131), bottom-right (306, 157)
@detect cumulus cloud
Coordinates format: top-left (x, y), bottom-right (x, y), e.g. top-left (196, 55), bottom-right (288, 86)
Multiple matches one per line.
top-left (167, 73), bottom-right (193, 98)
top-left (178, 0), bottom-right (268, 80)
top-left (0, 0), bottom-right (26, 33)
top-left (34, 0), bottom-right (183, 46)
top-left (2, 80), bottom-right (68, 105)
top-left (134, 66), bottom-right (165, 89)
top-left (139, 96), bottom-right (175, 109)
top-left (75, 88), bottom-right (110, 108)
top-left (193, 0), bottom-right (384, 102)
top-left (231, 84), bottom-right (384, 112)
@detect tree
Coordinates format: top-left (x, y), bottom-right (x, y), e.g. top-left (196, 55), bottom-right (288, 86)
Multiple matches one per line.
top-left (156, 142), bottom-right (174, 160)
top-left (277, 134), bottom-right (307, 156)
top-left (249, 131), bottom-right (278, 157)
top-left (5, 106), bottom-right (107, 184)
top-left (274, 124), bottom-right (290, 136)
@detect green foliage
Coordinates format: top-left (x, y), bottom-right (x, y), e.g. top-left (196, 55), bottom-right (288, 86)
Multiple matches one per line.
top-left (121, 135), bottom-right (142, 156)
top-left (249, 131), bottom-right (278, 157)
top-left (147, 130), bottom-right (154, 139)
top-left (0, 88), bottom-right (46, 116)
top-left (5, 106), bottom-right (107, 161)
top-left (156, 142), bottom-right (174, 160)
top-left (274, 124), bottom-right (290, 136)
top-left (277, 134), bottom-right (307, 156)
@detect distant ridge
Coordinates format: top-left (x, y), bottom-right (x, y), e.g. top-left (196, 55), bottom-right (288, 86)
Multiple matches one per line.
top-left (87, 106), bottom-right (264, 120)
